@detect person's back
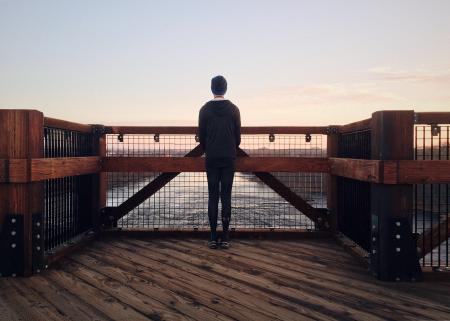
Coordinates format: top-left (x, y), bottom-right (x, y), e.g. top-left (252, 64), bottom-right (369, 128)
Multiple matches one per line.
top-left (198, 75), bottom-right (241, 249)
top-left (199, 99), bottom-right (241, 167)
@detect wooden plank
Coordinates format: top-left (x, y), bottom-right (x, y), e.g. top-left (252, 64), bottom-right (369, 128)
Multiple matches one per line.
top-left (415, 112), bottom-right (450, 125)
top-left (237, 149), bottom-right (327, 226)
top-left (108, 126), bottom-right (329, 135)
top-left (396, 160), bottom-right (450, 183)
top-left (96, 240), bottom-right (344, 321)
top-left (109, 145), bottom-right (203, 222)
top-left (329, 158), bottom-right (381, 183)
top-left (45, 269), bottom-right (151, 321)
top-left (101, 228), bottom-right (331, 239)
top-left (62, 259), bottom-right (196, 321)
top-left (339, 118), bottom-right (372, 133)
top-left (31, 157), bottom-right (101, 181)
top-left (89, 243), bottom-right (286, 321)
top-left (416, 214), bottom-right (450, 257)
top-left (69, 254), bottom-right (234, 321)
top-left (122, 239), bottom-right (388, 321)
top-left (102, 156), bottom-right (329, 173)
top-left (44, 116), bottom-right (92, 133)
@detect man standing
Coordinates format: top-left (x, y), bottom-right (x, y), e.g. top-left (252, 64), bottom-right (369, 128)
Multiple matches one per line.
top-left (198, 75), bottom-right (241, 249)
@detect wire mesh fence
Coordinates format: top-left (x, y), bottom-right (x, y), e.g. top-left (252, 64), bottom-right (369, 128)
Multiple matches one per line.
top-left (414, 125), bottom-right (450, 268)
top-left (43, 127), bottom-right (95, 252)
top-left (106, 133), bottom-right (327, 230)
top-left (337, 129), bottom-right (372, 251)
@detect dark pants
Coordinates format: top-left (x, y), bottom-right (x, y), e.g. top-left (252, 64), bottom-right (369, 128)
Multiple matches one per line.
top-left (206, 164), bottom-right (235, 234)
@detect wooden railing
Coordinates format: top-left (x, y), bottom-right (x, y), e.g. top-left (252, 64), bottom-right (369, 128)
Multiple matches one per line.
top-left (0, 109), bottom-right (449, 281)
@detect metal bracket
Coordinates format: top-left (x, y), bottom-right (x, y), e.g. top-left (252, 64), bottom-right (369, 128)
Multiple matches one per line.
top-left (431, 124), bottom-right (441, 136)
top-left (0, 215), bottom-right (24, 277)
top-left (326, 126), bottom-right (339, 135)
top-left (154, 133), bottom-right (160, 143)
top-left (305, 133), bottom-right (312, 143)
top-left (118, 133), bottom-right (124, 143)
top-left (91, 124), bottom-right (109, 136)
top-left (269, 133), bottom-right (275, 142)
top-left (194, 134), bottom-right (200, 143)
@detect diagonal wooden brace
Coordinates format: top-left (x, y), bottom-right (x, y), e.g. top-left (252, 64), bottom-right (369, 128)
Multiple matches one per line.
top-left (237, 148), bottom-right (328, 229)
top-left (417, 214), bottom-right (450, 258)
top-left (103, 145), bottom-right (204, 224)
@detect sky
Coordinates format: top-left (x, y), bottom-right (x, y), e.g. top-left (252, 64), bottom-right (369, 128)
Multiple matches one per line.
top-left (1, 0), bottom-right (449, 126)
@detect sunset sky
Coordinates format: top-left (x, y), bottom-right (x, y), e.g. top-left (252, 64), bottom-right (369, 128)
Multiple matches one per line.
top-left (1, 0), bottom-right (449, 126)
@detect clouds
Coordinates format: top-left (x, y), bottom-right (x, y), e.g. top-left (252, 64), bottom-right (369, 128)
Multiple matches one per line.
top-left (368, 67), bottom-right (450, 83)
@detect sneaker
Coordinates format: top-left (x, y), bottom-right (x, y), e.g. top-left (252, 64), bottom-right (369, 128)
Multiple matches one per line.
top-left (207, 240), bottom-right (218, 249)
top-left (219, 240), bottom-right (230, 249)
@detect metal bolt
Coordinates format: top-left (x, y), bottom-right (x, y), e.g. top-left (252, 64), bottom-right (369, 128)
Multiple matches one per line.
top-left (11, 231), bottom-right (16, 236)
top-left (12, 273), bottom-right (16, 277)
top-left (372, 225), bottom-right (376, 229)
top-left (36, 222), bottom-right (41, 227)
top-left (36, 269), bottom-right (41, 273)
top-left (396, 234), bottom-right (401, 239)
top-left (395, 277), bottom-right (400, 282)
top-left (396, 221), bottom-right (401, 227)
top-left (45, 265), bottom-right (48, 269)
top-left (11, 243), bottom-right (16, 248)
top-left (11, 218), bottom-right (16, 224)
top-left (396, 247), bottom-right (401, 252)
top-left (372, 249), bottom-right (377, 254)
top-left (372, 237), bottom-right (376, 241)
top-left (36, 234), bottom-right (40, 239)
top-left (36, 246), bottom-right (41, 251)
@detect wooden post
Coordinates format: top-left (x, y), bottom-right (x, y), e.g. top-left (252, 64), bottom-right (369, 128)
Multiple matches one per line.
top-left (370, 110), bottom-right (421, 281)
top-left (0, 110), bottom-right (44, 276)
top-left (327, 127), bottom-right (339, 232)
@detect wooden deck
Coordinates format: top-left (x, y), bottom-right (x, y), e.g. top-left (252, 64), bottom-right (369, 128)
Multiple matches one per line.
top-left (1, 237), bottom-right (450, 321)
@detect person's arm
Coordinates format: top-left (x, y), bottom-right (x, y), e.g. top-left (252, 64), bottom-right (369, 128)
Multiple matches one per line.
top-left (234, 106), bottom-right (241, 148)
top-left (198, 107), bottom-right (207, 151)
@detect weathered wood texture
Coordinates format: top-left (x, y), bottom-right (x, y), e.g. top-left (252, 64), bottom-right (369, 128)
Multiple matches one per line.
top-left (108, 126), bottom-right (329, 135)
top-left (0, 110), bottom-right (44, 276)
top-left (44, 116), bottom-right (92, 133)
top-left (417, 214), bottom-right (450, 258)
top-left (31, 157), bottom-right (101, 181)
top-left (1, 237), bottom-right (449, 321)
top-left (102, 156), bottom-right (329, 173)
top-left (415, 112), bottom-right (450, 125)
top-left (329, 158), bottom-right (381, 183)
top-left (0, 157), bottom-right (101, 182)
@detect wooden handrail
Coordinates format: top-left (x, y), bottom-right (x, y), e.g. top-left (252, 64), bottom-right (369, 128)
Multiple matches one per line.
top-left (103, 157), bottom-right (329, 172)
top-left (414, 112), bottom-right (450, 125)
top-left (2, 156), bottom-right (450, 183)
top-left (107, 126), bottom-right (330, 135)
top-left (44, 117), bottom-right (92, 133)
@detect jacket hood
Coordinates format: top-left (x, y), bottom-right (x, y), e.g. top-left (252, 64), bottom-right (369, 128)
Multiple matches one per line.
top-left (209, 100), bottom-right (232, 116)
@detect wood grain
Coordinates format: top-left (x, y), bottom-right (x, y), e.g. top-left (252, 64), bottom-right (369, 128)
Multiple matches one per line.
top-left (44, 116), bottom-right (92, 133)
top-left (108, 126), bottom-right (329, 135)
top-left (414, 112), bottom-right (450, 125)
top-left (102, 156), bottom-right (329, 173)
top-left (329, 158), bottom-right (381, 183)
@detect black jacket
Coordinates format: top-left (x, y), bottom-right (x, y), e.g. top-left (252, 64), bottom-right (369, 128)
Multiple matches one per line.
top-left (198, 100), bottom-right (241, 166)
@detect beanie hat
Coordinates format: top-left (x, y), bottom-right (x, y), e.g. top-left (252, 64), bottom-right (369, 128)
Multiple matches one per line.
top-left (211, 75), bottom-right (227, 95)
